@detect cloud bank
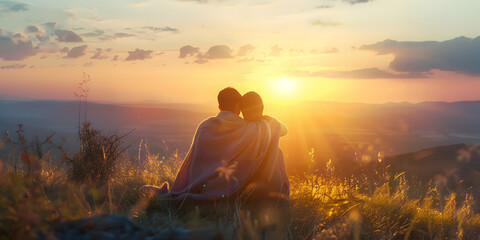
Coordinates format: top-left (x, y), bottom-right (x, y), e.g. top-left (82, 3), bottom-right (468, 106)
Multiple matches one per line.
top-left (361, 36), bottom-right (480, 76)
top-left (294, 68), bottom-right (426, 79)
top-left (0, 31), bottom-right (37, 60)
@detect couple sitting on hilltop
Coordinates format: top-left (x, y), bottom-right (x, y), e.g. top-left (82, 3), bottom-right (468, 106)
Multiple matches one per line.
top-left (147, 87), bottom-right (289, 206)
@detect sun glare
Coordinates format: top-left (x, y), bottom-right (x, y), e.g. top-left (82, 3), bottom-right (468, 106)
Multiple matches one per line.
top-left (276, 77), bottom-right (296, 96)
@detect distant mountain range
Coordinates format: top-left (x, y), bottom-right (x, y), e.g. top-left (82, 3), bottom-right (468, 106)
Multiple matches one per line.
top-left (0, 93), bottom-right (33, 101)
top-left (384, 143), bottom-right (480, 188)
top-left (1, 98), bottom-right (480, 180)
top-left (0, 99), bottom-right (211, 155)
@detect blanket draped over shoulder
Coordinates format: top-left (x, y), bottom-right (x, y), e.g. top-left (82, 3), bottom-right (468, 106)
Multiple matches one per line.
top-left (147, 111), bottom-right (289, 201)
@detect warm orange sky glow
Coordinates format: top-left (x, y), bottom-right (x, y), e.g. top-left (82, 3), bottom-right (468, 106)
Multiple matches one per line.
top-left (1, 0), bottom-right (480, 105)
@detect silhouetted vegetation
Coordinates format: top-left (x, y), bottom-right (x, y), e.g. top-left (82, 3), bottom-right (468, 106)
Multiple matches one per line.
top-left (65, 122), bottom-right (127, 186)
top-left (2, 125), bottom-right (480, 239)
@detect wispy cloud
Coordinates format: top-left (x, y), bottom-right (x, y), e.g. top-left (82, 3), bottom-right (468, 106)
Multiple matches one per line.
top-left (81, 29), bottom-right (104, 38)
top-left (317, 5), bottom-right (334, 9)
top-left (294, 68), bottom-right (427, 79)
top-left (0, 63), bottom-right (27, 69)
top-left (343, 0), bottom-right (372, 5)
top-left (125, 48), bottom-right (153, 61)
top-left (269, 45), bottom-right (283, 57)
top-left (310, 47), bottom-right (338, 54)
top-left (91, 48), bottom-right (110, 59)
top-left (312, 20), bottom-right (343, 27)
top-left (177, 0), bottom-right (208, 3)
top-left (0, 1), bottom-right (29, 12)
top-left (113, 32), bottom-right (135, 38)
top-left (237, 44), bottom-right (256, 57)
top-left (142, 26), bottom-right (179, 33)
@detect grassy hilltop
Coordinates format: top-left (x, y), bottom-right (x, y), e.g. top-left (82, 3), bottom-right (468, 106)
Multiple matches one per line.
top-left (1, 123), bottom-right (480, 239)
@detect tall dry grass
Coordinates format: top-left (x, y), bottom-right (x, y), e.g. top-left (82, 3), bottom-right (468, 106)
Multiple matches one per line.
top-left (1, 124), bottom-right (480, 239)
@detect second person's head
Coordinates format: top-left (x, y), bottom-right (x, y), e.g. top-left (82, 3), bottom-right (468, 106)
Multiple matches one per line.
top-left (241, 91), bottom-right (264, 121)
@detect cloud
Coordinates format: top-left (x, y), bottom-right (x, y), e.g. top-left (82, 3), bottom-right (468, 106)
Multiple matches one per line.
top-left (343, 0), bottom-right (371, 4)
top-left (178, 0), bottom-right (208, 3)
top-left (43, 22), bottom-right (58, 31)
top-left (179, 44), bottom-right (235, 64)
top-left (178, 0), bottom-right (238, 4)
top-left (11, 32), bottom-right (26, 39)
top-left (194, 58), bottom-right (208, 64)
top-left (0, 32), bottom-right (37, 60)
top-left (0, 63), bottom-right (26, 69)
top-left (294, 68), bottom-right (427, 79)
top-left (0, 1), bottom-right (29, 12)
top-left (112, 55), bottom-right (119, 61)
top-left (311, 47), bottom-right (338, 54)
top-left (25, 25), bottom-right (40, 33)
top-left (317, 5), bottom-right (334, 9)
top-left (113, 33), bottom-right (135, 38)
top-left (312, 20), bottom-right (342, 27)
top-left (237, 44), bottom-right (256, 56)
top-left (269, 45), bottom-right (283, 57)
top-left (91, 48), bottom-right (110, 59)
top-left (179, 45), bottom-right (200, 58)
top-left (25, 25), bottom-right (49, 42)
top-left (125, 48), bottom-right (153, 61)
top-left (319, 0), bottom-right (372, 7)
top-left (201, 45), bottom-right (233, 59)
top-left (81, 29), bottom-right (104, 38)
top-left (7, 2), bottom-right (28, 11)
top-left (236, 57), bottom-right (255, 63)
top-left (64, 45), bottom-right (88, 58)
top-left (142, 26), bottom-right (179, 33)
top-left (361, 36), bottom-right (480, 76)
top-left (55, 29), bottom-right (83, 42)
top-left (81, 29), bottom-right (135, 41)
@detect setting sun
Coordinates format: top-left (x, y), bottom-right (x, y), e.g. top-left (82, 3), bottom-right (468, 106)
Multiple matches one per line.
top-left (275, 77), bottom-right (297, 96)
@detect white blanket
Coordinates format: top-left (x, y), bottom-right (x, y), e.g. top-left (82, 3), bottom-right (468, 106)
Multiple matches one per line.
top-left (147, 111), bottom-right (289, 201)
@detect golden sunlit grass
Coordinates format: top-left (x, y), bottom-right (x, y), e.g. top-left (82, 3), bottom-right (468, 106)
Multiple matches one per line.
top-left (2, 126), bottom-right (480, 239)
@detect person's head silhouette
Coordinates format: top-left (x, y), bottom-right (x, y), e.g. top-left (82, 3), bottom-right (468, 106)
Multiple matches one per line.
top-left (218, 87), bottom-right (242, 115)
top-left (241, 91), bottom-right (264, 121)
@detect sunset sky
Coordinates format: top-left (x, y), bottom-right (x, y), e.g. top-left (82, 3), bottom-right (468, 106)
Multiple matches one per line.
top-left (1, 0), bottom-right (480, 106)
